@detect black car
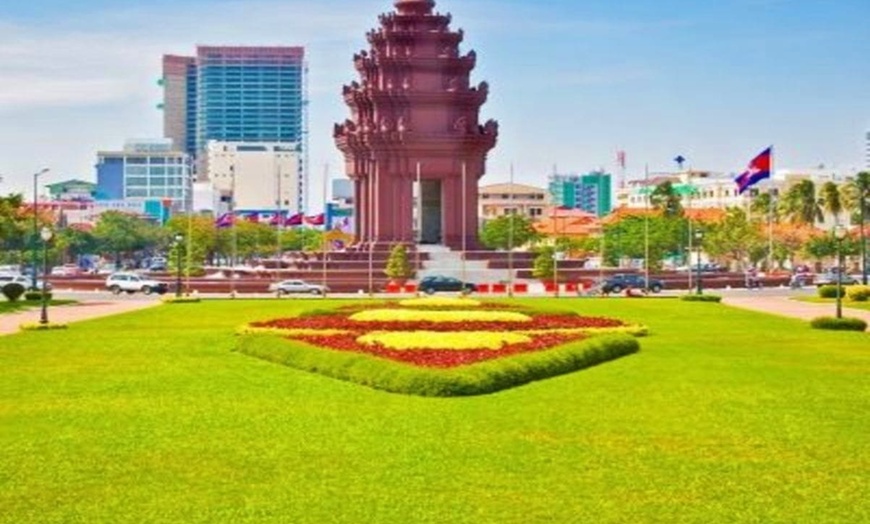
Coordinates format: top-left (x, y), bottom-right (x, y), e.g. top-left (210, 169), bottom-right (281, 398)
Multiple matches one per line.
top-left (601, 274), bottom-right (664, 294)
top-left (418, 276), bottom-right (476, 294)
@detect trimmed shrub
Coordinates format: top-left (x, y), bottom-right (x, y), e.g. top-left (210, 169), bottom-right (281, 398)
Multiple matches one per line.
top-left (846, 286), bottom-right (870, 302)
top-left (2, 283), bottom-right (26, 302)
top-left (818, 285), bottom-right (840, 299)
top-left (20, 322), bottom-right (68, 331)
top-left (235, 333), bottom-right (640, 397)
top-left (24, 291), bottom-right (53, 302)
top-left (161, 296), bottom-right (201, 304)
top-left (810, 317), bottom-right (867, 332)
top-left (679, 294), bottom-right (722, 303)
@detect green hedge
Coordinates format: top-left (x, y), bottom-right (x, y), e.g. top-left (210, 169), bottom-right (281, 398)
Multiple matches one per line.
top-left (846, 286), bottom-right (870, 302)
top-left (818, 285), bottom-right (841, 299)
top-left (236, 334), bottom-right (640, 397)
top-left (679, 294), bottom-right (722, 303)
top-left (2, 283), bottom-right (26, 302)
top-left (24, 291), bottom-right (52, 302)
top-left (809, 317), bottom-right (867, 332)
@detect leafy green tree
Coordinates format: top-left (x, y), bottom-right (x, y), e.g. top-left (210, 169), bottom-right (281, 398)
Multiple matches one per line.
top-left (841, 172), bottom-right (869, 283)
top-left (781, 180), bottom-right (823, 225)
top-left (0, 194), bottom-right (27, 263)
top-left (384, 244), bottom-right (413, 281)
top-left (701, 208), bottom-right (764, 270)
top-left (92, 211), bottom-right (161, 267)
top-left (479, 215), bottom-right (540, 250)
top-left (54, 227), bottom-right (98, 264)
top-left (279, 228), bottom-right (324, 252)
top-left (650, 181), bottom-right (684, 218)
top-left (750, 192), bottom-right (780, 222)
top-left (532, 246), bottom-right (555, 281)
top-left (602, 214), bottom-right (687, 270)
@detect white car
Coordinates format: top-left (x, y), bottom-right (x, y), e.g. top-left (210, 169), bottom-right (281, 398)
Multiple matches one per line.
top-left (268, 279), bottom-right (328, 296)
top-left (105, 273), bottom-right (169, 295)
top-left (0, 274), bottom-right (52, 291)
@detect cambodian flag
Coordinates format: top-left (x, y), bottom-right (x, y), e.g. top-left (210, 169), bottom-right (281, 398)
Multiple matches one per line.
top-left (305, 213), bottom-right (325, 226)
top-left (735, 147), bottom-right (772, 194)
top-left (269, 212), bottom-right (284, 226)
top-left (215, 213), bottom-right (233, 228)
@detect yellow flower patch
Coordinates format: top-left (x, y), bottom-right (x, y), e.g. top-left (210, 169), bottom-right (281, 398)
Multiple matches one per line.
top-left (398, 297), bottom-right (482, 308)
top-left (349, 309), bottom-right (532, 323)
top-left (237, 326), bottom-right (349, 337)
top-left (357, 331), bottom-right (532, 350)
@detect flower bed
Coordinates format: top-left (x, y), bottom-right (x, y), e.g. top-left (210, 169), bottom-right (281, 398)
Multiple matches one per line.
top-left (348, 309), bottom-right (532, 323)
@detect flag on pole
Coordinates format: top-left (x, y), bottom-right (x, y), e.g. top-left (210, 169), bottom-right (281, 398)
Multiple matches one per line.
top-left (269, 212), bottom-right (284, 226)
top-left (616, 150), bottom-right (626, 170)
top-left (215, 213), bottom-right (233, 228)
top-left (244, 212), bottom-right (260, 223)
top-left (305, 213), bottom-right (325, 226)
top-left (285, 213), bottom-right (304, 226)
top-left (735, 147), bottom-right (773, 194)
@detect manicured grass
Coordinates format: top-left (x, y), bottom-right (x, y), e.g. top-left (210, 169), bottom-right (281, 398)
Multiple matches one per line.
top-left (796, 296), bottom-right (870, 311)
top-left (1, 298), bottom-right (868, 523)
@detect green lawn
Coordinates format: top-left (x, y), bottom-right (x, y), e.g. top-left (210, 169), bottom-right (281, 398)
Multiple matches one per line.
top-left (1, 298), bottom-right (868, 523)
top-left (796, 296), bottom-right (870, 311)
top-left (0, 299), bottom-right (75, 314)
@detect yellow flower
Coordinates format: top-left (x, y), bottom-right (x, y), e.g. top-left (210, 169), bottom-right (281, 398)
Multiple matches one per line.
top-left (398, 297), bottom-right (482, 308)
top-left (357, 331), bottom-right (532, 350)
top-left (349, 309), bottom-right (532, 323)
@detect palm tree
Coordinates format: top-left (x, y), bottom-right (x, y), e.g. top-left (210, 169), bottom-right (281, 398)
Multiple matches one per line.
top-left (842, 172), bottom-right (870, 283)
top-left (650, 181), bottom-right (683, 217)
top-left (819, 181), bottom-right (843, 223)
top-left (750, 192), bottom-right (780, 223)
top-left (781, 180), bottom-right (823, 226)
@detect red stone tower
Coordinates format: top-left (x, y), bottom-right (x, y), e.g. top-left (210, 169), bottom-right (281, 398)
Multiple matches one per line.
top-left (334, 0), bottom-right (498, 249)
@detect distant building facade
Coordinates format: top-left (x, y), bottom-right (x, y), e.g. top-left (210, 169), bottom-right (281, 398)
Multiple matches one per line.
top-left (548, 172), bottom-right (612, 217)
top-left (479, 183), bottom-right (548, 223)
top-left (161, 46), bottom-right (306, 201)
top-left (207, 141), bottom-right (302, 213)
top-left (95, 139), bottom-right (192, 214)
top-left (46, 180), bottom-right (96, 202)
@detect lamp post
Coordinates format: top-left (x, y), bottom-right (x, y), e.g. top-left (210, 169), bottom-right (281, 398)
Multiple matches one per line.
top-left (31, 168), bottom-right (49, 290)
top-left (174, 233), bottom-right (183, 298)
top-left (39, 227), bottom-right (52, 325)
top-left (834, 224), bottom-right (847, 319)
top-left (695, 229), bottom-right (704, 295)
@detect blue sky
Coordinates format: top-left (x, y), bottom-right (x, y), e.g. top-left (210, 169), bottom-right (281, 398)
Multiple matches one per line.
top-left (1, 0), bottom-right (868, 201)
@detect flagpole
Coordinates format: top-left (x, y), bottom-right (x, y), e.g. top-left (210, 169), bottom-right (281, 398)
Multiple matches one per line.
top-left (322, 163), bottom-right (329, 298)
top-left (230, 164), bottom-right (237, 299)
top-left (767, 145), bottom-right (775, 272)
top-left (415, 161), bottom-right (421, 295)
top-left (461, 161), bottom-right (467, 285)
top-left (644, 163), bottom-right (650, 290)
top-left (686, 167), bottom-right (693, 293)
top-left (368, 161), bottom-right (375, 297)
top-left (508, 162), bottom-right (515, 298)
top-left (275, 159), bottom-right (283, 296)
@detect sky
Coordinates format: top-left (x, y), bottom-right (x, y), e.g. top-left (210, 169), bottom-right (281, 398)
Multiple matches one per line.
top-left (1, 0), bottom-right (869, 203)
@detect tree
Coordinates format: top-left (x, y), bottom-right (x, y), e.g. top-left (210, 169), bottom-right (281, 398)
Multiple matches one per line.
top-left (0, 194), bottom-right (27, 263)
top-left (819, 181), bottom-right (843, 222)
top-left (54, 227), bottom-right (98, 264)
top-left (701, 207), bottom-right (763, 270)
top-left (479, 214), bottom-right (540, 250)
top-left (781, 180), bottom-right (822, 225)
top-left (841, 171), bottom-right (870, 283)
top-left (532, 246), bottom-right (555, 281)
top-left (384, 244), bottom-right (413, 281)
top-left (92, 211), bottom-right (161, 267)
top-left (602, 214), bottom-right (687, 270)
top-left (750, 192), bottom-right (779, 223)
top-left (649, 181), bottom-right (683, 217)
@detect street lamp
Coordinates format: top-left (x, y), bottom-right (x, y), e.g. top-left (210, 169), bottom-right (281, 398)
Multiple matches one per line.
top-left (174, 233), bottom-right (183, 298)
top-left (695, 229), bottom-right (704, 295)
top-left (39, 226), bottom-right (53, 325)
top-left (834, 225), bottom-right (847, 319)
top-left (32, 168), bottom-right (49, 290)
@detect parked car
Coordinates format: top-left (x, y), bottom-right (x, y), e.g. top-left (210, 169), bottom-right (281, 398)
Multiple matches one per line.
top-left (418, 276), bottom-right (477, 294)
top-left (600, 274), bottom-right (664, 294)
top-left (814, 272), bottom-right (859, 287)
top-left (268, 279), bottom-right (328, 296)
top-left (0, 274), bottom-right (52, 292)
top-left (148, 258), bottom-right (168, 272)
top-left (105, 273), bottom-right (169, 295)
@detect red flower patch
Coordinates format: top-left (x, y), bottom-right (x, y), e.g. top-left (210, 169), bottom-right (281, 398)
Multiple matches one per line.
top-left (252, 314), bottom-right (622, 332)
top-left (292, 332), bottom-right (586, 368)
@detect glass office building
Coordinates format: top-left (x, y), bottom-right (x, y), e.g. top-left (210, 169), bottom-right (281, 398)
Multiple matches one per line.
top-left (548, 172), bottom-right (613, 217)
top-left (162, 46), bottom-right (305, 158)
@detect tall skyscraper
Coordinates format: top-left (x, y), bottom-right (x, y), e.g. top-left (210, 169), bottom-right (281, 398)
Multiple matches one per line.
top-left (161, 46), bottom-right (307, 201)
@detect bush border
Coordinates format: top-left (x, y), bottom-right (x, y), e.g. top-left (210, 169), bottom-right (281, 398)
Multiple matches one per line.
top-left (235, 333), bottom-right (639, 397)
top-left (19, 322), bottom-right (69, 331)
top-left (679, 294), bottom-right (723, 303)
top-left (809, 316), bottom-right (867, 332)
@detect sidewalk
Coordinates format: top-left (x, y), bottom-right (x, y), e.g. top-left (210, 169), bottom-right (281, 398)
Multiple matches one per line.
top-left (0, 300), bottom-right (162, 336)
top-left (722, 296), bottom-right (870, 324)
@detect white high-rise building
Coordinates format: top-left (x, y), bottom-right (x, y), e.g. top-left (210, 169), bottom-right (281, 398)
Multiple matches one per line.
top-left (206, 141), bottom-right (302, 213)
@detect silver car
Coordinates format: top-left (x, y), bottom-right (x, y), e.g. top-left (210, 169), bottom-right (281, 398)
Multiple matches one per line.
top-left (268, 279), bottom-right (328, 296)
